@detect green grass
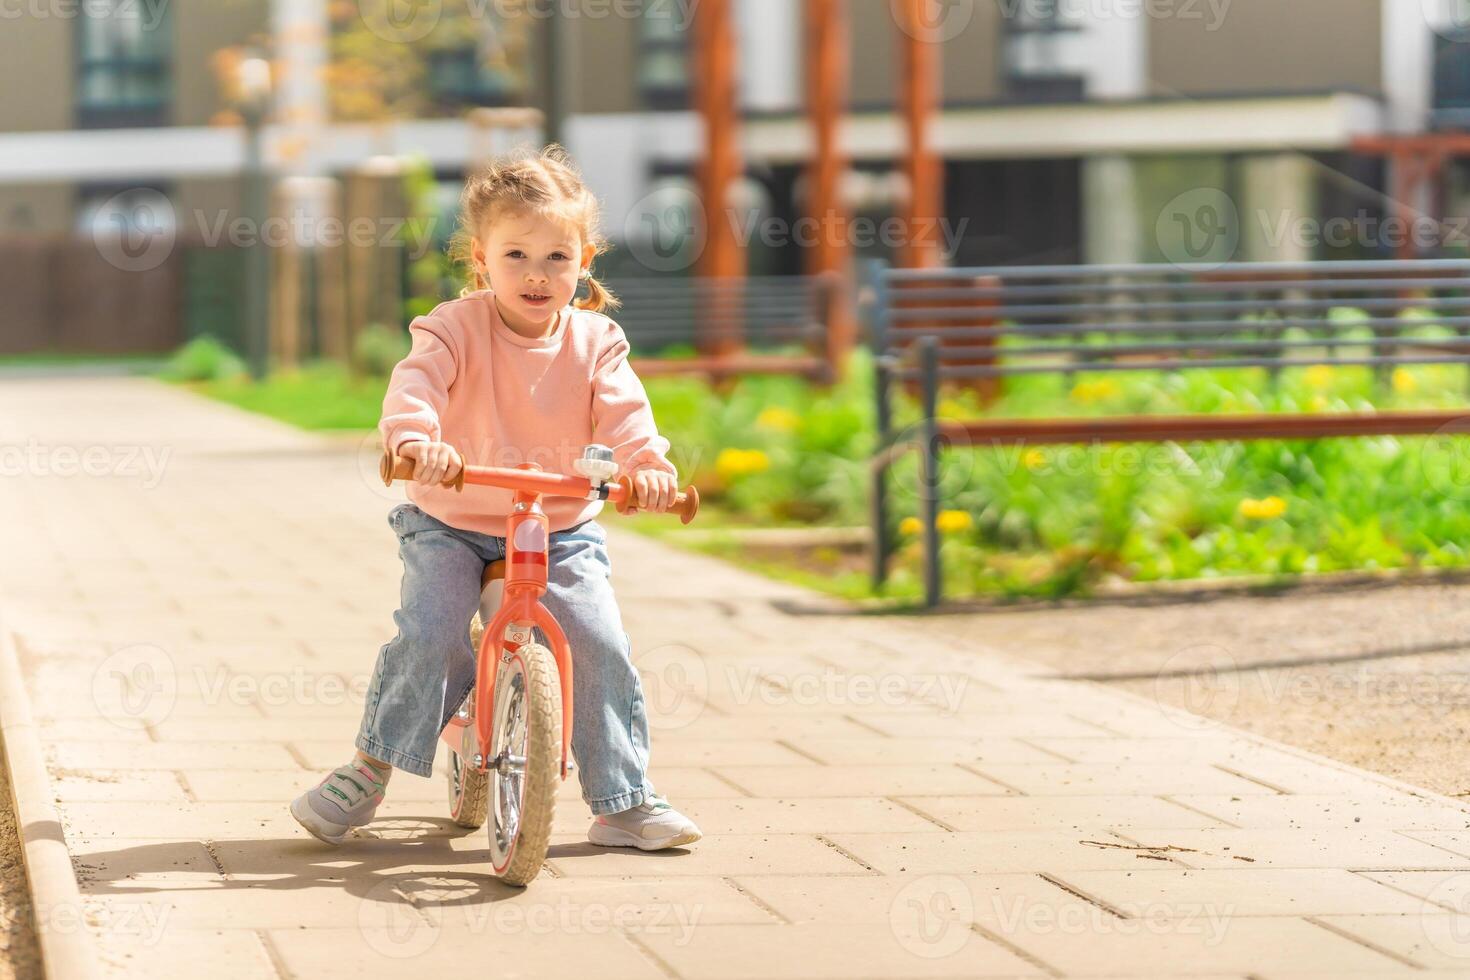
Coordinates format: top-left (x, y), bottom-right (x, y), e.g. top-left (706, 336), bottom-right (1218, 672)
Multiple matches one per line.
top-left (163, 334), bottom-right (1470, 603)
top-left (0, 351), bottom-right (164, 369)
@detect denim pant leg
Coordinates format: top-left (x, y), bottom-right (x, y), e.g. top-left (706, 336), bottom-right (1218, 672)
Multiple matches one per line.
top-left (356, 504), bottom-right (492, 778)
top-left (535, 518), bottom-right (656, 816)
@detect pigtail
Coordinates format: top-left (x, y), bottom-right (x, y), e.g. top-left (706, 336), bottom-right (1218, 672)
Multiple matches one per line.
top-left (576, 273), bottom-right (620, 313)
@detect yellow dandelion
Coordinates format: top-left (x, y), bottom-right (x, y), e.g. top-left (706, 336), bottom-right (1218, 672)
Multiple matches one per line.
top-left (898, 516), bottom-right (922, 536)
top-left (1023, 449), bottom-right (1047, 471)
top-left (1392, 368), bottom-right (1417, 394)
top-left (715, 448), bottom-right (771, 482)
top-left (936, 510), bottom-right (975, 534)
top-left (1238, 496), bottom-right (1287, 520)
top-left (1304, 365), bottom-right (1334, 390)
top-left (755, 406), bottom-right (802, 433)
top-left (1071, 379), bottom-right (1121, 404)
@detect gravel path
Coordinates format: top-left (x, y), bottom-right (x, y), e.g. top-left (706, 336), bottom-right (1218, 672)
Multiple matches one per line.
top-left (0, 757), bottom-right (41, 980)
top-left (921, 576), bottom-right (1470, 798)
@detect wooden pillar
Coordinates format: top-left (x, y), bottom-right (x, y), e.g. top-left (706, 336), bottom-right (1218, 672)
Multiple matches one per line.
top-left (694, 0), bottom-right (744, 358)
top-left (1392, 150), bottom-right (1423, 262)
top-left (895, 0), bottom-right (944, 270)
top-left (805, 0), bottom-right (854, 380)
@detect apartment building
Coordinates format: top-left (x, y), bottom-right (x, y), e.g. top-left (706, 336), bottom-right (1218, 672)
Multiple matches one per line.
top-left (0, 0), bottom-right (1464, 287)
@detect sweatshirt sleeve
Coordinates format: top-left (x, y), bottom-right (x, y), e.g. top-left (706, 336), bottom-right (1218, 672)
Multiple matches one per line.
top-left (591, 320), bottom-right (677, 478)
top-left (378, 315), bottom-right (460, 454)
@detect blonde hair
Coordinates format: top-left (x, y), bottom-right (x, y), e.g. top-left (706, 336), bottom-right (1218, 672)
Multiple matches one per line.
top-left (449, 144), bottom-right (619, 313)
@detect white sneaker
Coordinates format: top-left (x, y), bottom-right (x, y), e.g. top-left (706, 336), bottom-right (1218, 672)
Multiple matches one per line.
top-left (588, 794), bottom-right (702, 850)
top-left (290, 758), bottom-right (390, 845)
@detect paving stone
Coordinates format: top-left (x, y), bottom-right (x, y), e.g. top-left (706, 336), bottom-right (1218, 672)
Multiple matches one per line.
top-left (268, 925), bottom-right (660, 977)
top-left (1311, 914), bottom-right (1470, 970)
top-left (826, 831), bottom-right (1201, 874)
top-left (634, 922), bottom-right (1046, 978)
top-left (797, 736), bottom-right (1068, 767)
top-left (895, 795), bottom-right (1231, 832)
top-left (97, 927), bottom-right (275, 980)
top-left (1105, 828), bottom-right (1470, 870)
top-left (1052, 868), bottom-right (1433, 916)
top-left (993, 915), bottom-right (1411, 976)
top-left (1169, 794), bottom-right (1470, 831)
top-left (545, 833), bottom-right (873, 878)
top-left (48, 740), bottom-right (302, 771)
top-left (961, 763), bottom-right (1280, 797)
top-left (710, 764), bottom-right (1012, 798)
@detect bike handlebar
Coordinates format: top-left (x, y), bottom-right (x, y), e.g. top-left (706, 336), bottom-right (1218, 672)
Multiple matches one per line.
top-left (379, 450), bottom-right (700, 525)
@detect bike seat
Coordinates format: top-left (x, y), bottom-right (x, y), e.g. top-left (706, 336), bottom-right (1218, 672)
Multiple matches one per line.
top-left (482, 560), bottom-right (506, 590)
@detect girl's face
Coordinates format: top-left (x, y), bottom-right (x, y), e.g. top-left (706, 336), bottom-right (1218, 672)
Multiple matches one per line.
top-left (473, 209), bottom-right (596, 335)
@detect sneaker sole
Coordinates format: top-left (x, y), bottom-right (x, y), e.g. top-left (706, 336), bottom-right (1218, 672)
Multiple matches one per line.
top-left (290, 794), bottom-right (353, 845)
top-left (587, 823), bottom-right (702, 851)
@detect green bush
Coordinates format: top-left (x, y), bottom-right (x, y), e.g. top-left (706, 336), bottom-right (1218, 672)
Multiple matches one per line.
top-left (354, 323), bottom-right (411, 378)
top-left (158, 336), bottom-right (246, 382)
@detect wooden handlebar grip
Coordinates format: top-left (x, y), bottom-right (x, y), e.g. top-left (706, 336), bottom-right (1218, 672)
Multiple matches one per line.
top-left (615, 476), bottom-right (700, 525)
top-left (378, 450), bottom-right (466, 492)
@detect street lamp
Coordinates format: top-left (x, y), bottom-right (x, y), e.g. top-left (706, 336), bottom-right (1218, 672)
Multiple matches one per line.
top-left (236, 51), bottom-right (273, 380)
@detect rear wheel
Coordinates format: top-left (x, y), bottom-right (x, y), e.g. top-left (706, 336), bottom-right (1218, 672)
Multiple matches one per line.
top-left (447, 688), bottom-right (489, 829)
top-left (486, 641), bottom-right (561, 887)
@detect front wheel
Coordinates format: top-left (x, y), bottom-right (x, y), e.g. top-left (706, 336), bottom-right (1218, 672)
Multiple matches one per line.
top-left (486, 641), bottom-right (561, 887)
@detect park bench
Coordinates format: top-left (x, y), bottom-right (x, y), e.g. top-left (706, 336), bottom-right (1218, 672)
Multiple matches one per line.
top-left (610, 273), bottom-right (846, 382)
top-left (865, 258), bottom-right (1470, 607)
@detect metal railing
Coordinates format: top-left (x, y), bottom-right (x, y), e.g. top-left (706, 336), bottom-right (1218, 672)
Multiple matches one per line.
top-left (866, 258), bottom-right (1470, 607)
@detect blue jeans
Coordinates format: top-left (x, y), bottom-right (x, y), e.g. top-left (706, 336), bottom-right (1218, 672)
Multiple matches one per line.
top-left (356, 502), bottom-right (656, 816)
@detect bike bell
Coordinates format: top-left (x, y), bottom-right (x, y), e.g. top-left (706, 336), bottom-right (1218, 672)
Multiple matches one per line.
top-left (574, 443), bottom-right (619, 486)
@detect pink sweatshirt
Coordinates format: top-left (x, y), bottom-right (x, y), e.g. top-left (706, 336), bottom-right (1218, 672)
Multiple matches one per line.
top-left (378, 289), bottom-right (677, 536)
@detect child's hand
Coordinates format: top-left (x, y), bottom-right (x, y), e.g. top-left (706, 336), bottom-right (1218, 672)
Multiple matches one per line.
top-left (631, 468), bottom-right (677, 513)
top-left (399, 440), bottom-right (462, 486)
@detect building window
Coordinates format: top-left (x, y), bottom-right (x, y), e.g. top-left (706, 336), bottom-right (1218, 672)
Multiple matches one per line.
top-left (1435, 12), bottom-right (1470, 130)
top-left (1001, 2), bottom-right (1085, 104)
top-left (75, 0), bottom-right (172, 128)
top-left (638, 0), bottom-right (690, 110)
top-left (426, 16), bottom-right (522, 110)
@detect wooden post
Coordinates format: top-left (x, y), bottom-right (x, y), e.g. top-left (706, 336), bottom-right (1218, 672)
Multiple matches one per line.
top-left (318, 178), bottom-right (348, 363)
top-left (895, 0), bottom-right (944, 271)
top-left (805, 0), bottom-right (854, 380)
top-left (269, 181), bottom-right (302, 370)
top-left (694, 0), bottom-right (744, 358)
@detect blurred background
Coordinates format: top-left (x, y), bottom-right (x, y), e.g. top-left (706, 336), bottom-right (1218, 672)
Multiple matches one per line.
top-left (7, 0), bottom-right (1470, 605)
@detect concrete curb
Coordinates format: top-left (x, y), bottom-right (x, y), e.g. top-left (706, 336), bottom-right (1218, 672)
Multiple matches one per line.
top-left (0, 624), bottom-right (102, 980)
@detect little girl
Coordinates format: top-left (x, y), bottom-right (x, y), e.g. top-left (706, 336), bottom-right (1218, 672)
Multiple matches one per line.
top-left (290, 145), bottom-right (701, 852)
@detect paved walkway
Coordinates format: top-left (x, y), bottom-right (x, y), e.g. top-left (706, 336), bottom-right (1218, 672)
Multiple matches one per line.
top-left (5, 377), bottom-right (1470, 978)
